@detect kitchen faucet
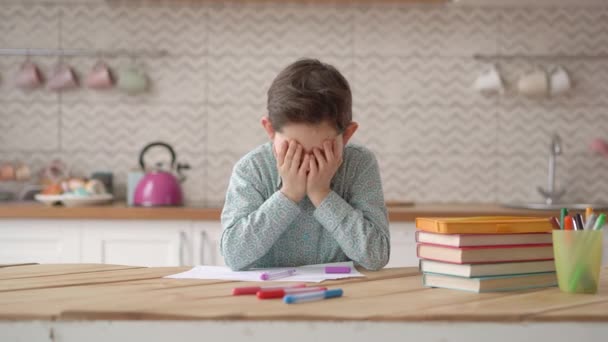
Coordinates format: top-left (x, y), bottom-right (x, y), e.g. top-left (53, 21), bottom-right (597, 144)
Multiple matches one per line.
top-left (537, 133), bottom-right (565, 205)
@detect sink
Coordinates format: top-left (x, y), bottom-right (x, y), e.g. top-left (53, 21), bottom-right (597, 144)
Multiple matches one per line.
top-left (502, 202), bottom-right (608, 210)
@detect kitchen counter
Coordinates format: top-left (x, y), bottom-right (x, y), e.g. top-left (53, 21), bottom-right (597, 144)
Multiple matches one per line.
top-left (0, 202), bottom-right (560, 222)
top-left (0, 264), bottom-right (606, 341)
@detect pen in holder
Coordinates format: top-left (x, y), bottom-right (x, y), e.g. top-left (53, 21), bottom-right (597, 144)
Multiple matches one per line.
top-left (553, 230), bottom-right (603, 294)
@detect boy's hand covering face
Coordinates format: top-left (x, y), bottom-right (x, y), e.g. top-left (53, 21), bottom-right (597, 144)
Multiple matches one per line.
top-left (307, 137), bottom-right (343, 207)
top-left (276, 140), bottom-right (309, 203)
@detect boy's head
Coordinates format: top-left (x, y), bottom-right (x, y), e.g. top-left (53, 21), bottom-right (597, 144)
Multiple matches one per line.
top-left (262, 59), bottom-right (358, 155)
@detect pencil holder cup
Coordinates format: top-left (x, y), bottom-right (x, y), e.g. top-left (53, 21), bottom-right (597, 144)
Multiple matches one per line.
top-left (553, 230), bottom-right (603, 294)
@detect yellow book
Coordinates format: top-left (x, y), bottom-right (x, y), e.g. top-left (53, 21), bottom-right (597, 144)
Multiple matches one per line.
top-left (415, 216), bottom-right (553, 234)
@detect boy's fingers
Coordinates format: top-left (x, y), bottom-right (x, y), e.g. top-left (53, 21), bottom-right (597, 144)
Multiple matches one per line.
top-left (313, 148), bottom-right (326, 167)
top-left (309, 156), bottom-right (317, 176)
top-left (299, 154), bottom-right (310, 175)
top-left (291, 145), bottom-right (302, 171)
top-left (277, 141), bottom-right (287, 166)
top-left (323, 140), bottom-right (334, 161)
top-left (284, 140), bottom-right (296, 168)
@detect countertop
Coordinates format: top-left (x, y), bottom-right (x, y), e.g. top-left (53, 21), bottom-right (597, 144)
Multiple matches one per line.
top-left (0, 202), bottom-right (562, 221)
top-left (1, 263), bottom-right (606, 322)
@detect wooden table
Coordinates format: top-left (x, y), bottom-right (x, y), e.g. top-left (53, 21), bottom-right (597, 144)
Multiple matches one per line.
top-left (1, 264), bottom-right (607, 341)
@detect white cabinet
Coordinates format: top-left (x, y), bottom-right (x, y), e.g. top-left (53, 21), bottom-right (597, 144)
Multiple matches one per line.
top-left (192, 221), bottom-right (225, 266)
top-left (0, 220), bottom-right (81, 264)
top-left (81, 221), bottom-right (192, 267)
top-left (386, 222), bottom-right (418, 268)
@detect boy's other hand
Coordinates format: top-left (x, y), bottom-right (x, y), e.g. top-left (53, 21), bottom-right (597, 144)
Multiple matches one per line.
top-left (307, 138), bottom-right (343, 207)
top-left (277, 140), bottom-right (309, 203)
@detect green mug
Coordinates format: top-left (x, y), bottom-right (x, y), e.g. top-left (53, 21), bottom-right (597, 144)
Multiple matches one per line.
top-left (117, 67), bottom-right (149, 95)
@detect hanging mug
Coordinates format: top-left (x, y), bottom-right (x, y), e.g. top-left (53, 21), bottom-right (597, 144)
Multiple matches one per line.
top-left (473, 65), bottom-right (504, 95)
top-left (117, 65), bottom-right (149, 95)
top-left (549, 66), bottom-right (572, 97)
top-left (517, 68), bottom-right (548, 98)
top-left (85, 61), bottom-right (113, 89)
top-left (47, 62), bottom-right (78, 91)
top-left (15, 60), bottom-right (43, 90)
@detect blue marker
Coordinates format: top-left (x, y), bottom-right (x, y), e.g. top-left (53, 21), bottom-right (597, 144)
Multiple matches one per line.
top-left (284, 289), bottom-right (343, 304)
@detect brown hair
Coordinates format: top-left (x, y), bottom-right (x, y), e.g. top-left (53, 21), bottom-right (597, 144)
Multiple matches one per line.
top-left (267, 58), bottom-right (352, 133)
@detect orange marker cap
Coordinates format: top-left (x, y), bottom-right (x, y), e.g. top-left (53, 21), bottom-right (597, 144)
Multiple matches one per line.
top-left (564, 215), bottom-right (574, 230)
top-left (585, 207), bottom-right (594, 220)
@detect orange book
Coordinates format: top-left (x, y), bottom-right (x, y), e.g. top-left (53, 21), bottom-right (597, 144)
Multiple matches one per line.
top-left (415, 216), bottom-right (554, 235)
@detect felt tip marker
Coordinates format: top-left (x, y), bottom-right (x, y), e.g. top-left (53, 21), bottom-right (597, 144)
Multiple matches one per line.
top-left (232, 283), bottom-right (306, 296)
top-left (260, 268), bottom-right (297, 281)
top-left (560, 208), bottom-right (568, 229)
top-left (586, 207), bottom-right (594, 220)
top-left (584, 214), bottom-right (597, 230)
top-left (325, 266), bottom-right (351, 274)
top-left (574, 213), bottom-right (585, 230)
top-left (284, 289), bottom-right (344, 304)
top-left (593, 213), bottom-right (606, 231)
top-left (257, 286), bottom-right (328, 299)
top-left (564, 215), bottom-right (574, 231)
top-left (549, 217), bottom-right (561, 230)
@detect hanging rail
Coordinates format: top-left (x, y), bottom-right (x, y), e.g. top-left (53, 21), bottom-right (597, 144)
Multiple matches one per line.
top-left (0, 48), bottom-right (169, 58)
top-left (473, 53), bottom-right (608, 61)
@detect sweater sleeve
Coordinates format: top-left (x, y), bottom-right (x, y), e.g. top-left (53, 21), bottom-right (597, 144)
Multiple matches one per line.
top-left (220, 159), bottom-right (301, 271)
top-left (312, 151), bottom-right (390, 270)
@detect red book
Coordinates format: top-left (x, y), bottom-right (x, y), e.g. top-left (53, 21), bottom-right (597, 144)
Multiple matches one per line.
top-left (417, 243), bottom-right (554, 264)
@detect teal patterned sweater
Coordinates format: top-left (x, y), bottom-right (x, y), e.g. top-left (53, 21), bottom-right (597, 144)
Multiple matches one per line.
top-left (220, 142), bottom-right (390, 271)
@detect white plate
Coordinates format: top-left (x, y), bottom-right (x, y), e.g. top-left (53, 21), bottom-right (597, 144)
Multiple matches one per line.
top-left (35, 194), bottom-right (114, 207)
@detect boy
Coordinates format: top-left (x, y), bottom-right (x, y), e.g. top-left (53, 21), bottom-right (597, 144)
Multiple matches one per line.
top-left (220, 59), bottom-right (390, 271)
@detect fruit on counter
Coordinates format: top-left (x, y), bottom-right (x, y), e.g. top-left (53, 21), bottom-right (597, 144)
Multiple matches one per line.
top-left (42, 183), bottom-right (63, 195)
top-left (67, 178), bottom-right (86, 192)
top-left (41, 177), bottom-right (108, 196)
top-left (84, 179), bottom-right (107, 194)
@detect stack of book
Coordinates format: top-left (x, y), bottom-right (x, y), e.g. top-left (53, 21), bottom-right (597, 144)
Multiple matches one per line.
top-left (415, 217), bottom-right (558, 293)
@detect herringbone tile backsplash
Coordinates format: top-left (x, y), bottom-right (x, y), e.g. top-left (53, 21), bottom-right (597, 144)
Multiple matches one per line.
top-left (1, 0), bottom-right (608, 206)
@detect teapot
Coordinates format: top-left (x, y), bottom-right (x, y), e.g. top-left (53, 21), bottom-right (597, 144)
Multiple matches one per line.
top-left (133, 142), bottom-right (190, 206)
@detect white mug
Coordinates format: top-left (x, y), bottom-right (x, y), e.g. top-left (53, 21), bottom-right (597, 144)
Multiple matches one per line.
top-left (473, 65), bottom-right (504, 95)
top-left (550, 66), bottom-right (572, 96)
top-left (517, 69), bottom-right (548, 98)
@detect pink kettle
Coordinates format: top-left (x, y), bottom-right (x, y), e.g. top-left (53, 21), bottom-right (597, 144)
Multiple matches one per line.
top-left (133, 142), bottom-right (190, 207)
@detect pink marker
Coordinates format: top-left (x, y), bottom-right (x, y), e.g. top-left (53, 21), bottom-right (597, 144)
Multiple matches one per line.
top-left (325, 266), bottom-right (351, 274)
top-left (260, 268), bottom-right (297, 281)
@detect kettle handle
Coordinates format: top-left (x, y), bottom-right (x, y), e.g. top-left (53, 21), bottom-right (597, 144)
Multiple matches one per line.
top-left (139, 142), bottom-right (177, 171)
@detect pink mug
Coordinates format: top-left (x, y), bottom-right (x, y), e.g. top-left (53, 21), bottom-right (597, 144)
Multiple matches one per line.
top-left (47, 63), bottom-right (78, 91)
top-left (15, 61), bottom-right (43, 89)
top-left (85, 62), bottom-right (113, 89)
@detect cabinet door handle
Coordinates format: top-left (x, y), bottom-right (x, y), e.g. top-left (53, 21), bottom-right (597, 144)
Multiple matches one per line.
top-left (179, 231), bottom-right (187, 266)
top-left (200, 230), bottom-right (207, 265)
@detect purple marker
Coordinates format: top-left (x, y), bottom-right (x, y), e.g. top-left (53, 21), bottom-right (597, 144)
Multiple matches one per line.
top-left (325, 266), bottom-right (351, 274)
top-left (260, 268), bottom-right (296, 281)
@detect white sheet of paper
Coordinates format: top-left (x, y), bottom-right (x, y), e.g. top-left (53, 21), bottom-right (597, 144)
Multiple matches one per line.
top-left (164, 261), bottom-right (364, 283)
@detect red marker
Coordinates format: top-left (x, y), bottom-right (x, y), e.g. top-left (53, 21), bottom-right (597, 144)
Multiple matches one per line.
top-left (257, 286), bottom-right (328, 299)
top-left (232, 283), bottom-right (306, 296)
